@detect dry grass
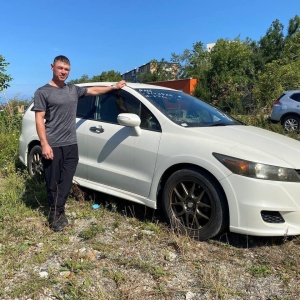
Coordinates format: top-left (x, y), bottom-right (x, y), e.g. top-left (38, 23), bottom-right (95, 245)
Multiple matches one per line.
top-left (0, 173), bottom-right (300, 300)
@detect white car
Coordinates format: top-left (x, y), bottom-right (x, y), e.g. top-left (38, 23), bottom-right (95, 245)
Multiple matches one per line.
top-left (19, 82), bottom-right (300, 240)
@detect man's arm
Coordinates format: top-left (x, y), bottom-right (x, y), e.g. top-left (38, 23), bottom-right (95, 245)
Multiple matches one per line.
top-left (86, 80), bottom-right (126, 96)
top-left (35, 111), bottom-right (54, 160)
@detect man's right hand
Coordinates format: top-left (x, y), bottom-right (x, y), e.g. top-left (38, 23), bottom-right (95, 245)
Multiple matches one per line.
top-left (42, 143), bottom-right (54, 160)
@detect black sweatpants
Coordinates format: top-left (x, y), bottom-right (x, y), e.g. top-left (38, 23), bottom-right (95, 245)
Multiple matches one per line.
top-left (43, 144), bottom-right (79, 213)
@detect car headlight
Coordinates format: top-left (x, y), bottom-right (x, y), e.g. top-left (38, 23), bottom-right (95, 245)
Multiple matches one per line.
top-left (213, 153), bottom-right (300, 182)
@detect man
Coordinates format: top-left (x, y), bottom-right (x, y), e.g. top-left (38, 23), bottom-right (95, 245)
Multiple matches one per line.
top-left (33, 55), bottom-right (126, 231)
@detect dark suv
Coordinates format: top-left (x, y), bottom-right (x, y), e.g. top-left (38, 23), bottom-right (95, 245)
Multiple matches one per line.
top-left (270, 90), bottom-right (300, 131)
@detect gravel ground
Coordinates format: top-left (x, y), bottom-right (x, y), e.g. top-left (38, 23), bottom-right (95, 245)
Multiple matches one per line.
top-left (0, 189), bottom-right (300, 300)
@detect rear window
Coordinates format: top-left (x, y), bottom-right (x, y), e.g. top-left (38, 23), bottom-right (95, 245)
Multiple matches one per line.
top-left (290, 93), bottom-right (300, 102)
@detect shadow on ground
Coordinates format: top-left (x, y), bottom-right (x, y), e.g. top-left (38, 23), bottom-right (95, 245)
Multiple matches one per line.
top-left (19, 173), bottom-right (298, 249)
top-left (70, 184), bottom-right (299, 249)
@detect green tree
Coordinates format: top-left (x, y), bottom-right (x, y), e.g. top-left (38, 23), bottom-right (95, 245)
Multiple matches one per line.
top-left (68, 74), bottom-right (90, 84)
top-left (171, 42), bottom-right (209, 78)
top-left (254, 30), bottom-right (300, 108)
top-left (68, 70), bottom-right (121, 84)
top-left (171, 42), bottom-right (211, 99)
top-left (0, 55), bottom-right (13, 92)
top-left (259, 19), bottom-right (284, 64)
top-left (287, 15), bottom-right (300, 37)
top-left (171, 39), bottom-right (257, 112)
top-left (90, 70), bottom-right (122, 82)
top-left (207, 38), bottom-right (255, 112)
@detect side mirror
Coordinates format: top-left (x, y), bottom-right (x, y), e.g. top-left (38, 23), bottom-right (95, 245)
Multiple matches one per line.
top-left (117, 113), bottom-right (141, 136)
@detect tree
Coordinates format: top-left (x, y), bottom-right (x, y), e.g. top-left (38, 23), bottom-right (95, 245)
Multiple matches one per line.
top-left (254, 30), bottom-right (300, 108)
top-left (68, 70), bottom-right (122, 84)
top-left (0, 55), bottom-right (12, 92)
top-left (287, 15), bottom-right (300, 37)
top-left (206, 38), bottom-right (255, 112)
top-left (171, 42), bottom-right (212, 99)
top-left (259, 19), bottom-right (284, 64)
top-left (90, 70), bottom-right (122, 82)
top-left (68, 74), bottom-right (90, 84)
top-left (171, 39), bottom-right (257, 112)
top-left (171, 42), bottom-right (209, 78)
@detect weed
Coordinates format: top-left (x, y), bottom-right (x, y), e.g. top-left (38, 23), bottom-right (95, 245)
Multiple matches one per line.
top-left (248, 264), bottom-right (272, 277)
top-left (78, 223), bottom-right (105, 240)
top-left (141, 221), bottom-right (161, 234)
top-left (62, 258), bottom-right (95, 273)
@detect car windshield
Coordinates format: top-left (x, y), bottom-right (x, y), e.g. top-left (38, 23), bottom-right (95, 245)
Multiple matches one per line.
top-left (135, 88), bottom-right (242, 127)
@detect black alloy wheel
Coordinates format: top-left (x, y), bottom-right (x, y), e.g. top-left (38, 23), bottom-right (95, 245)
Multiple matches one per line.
top-left (162, 169), bottom-right (228, 241)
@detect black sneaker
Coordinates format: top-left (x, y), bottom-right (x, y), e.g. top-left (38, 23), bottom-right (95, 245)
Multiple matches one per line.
top-left (60, 211), bottom-right (68, 227)
top-left (48, 211), bottom-right (68, 232)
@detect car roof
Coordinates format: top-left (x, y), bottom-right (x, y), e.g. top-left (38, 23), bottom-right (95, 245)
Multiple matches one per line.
top-left (76, 81), bottom-right (176, 91)
top-left (283, 90), bottom-right (300, 94)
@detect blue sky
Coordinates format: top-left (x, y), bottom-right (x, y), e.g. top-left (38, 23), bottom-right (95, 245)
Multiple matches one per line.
top-left (1, 0), bottom-right (299, 102)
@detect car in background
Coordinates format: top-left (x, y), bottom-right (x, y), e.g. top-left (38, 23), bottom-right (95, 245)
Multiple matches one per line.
top-left (19, 83), bottom-right (300, 240)
top-left (270, 90), bottom-right (300, 131)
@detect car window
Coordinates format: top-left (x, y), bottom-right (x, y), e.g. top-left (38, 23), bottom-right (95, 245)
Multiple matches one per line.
top-left (140, 103), bottom-right (161, 131)
top-left (135, 88), bottom-right (241, 127)
top-left (88, 90), bottom-right (161, 132)
top-left (76, 96), bottom-right (96, 119)
top-left (290, 93), bottom-right (300, 102)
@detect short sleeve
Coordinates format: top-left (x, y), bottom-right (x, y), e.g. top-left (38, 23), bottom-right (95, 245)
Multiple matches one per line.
top-left (33, 88), bottom-right (47, 111)
top-left (76, 86), bottom-right (87, 98)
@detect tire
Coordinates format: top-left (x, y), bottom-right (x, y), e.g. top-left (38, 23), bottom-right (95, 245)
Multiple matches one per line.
top-left (162, 169), bottom-right (228, 241)
top-left (282, 115), bottom-right (300, 131)
top-left (28, 145), bottom-right (43, 177)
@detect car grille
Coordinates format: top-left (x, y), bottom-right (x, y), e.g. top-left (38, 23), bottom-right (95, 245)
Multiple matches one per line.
top-left (261, 211), bottom-right (285, 223)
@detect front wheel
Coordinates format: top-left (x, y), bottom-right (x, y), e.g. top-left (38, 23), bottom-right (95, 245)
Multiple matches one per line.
top-left (28, 145), bottom-right (43, 177)
top-left (162, 169), bottom-right (228, 241)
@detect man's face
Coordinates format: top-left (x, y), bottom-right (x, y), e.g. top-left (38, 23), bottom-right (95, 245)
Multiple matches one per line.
top-left (51, 61), bottom-right (70, 82)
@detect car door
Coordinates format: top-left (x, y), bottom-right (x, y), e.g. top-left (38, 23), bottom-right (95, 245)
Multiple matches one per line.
top-left (75, 95), bottom-right (96, 180)
top-left (289, 92), bottom-right (300, 113)
top-left (78, 90), bottom-right (162, 198)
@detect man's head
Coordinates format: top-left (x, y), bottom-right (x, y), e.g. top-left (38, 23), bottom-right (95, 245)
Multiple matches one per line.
top-left (51, 55), bottom-right (71, 84)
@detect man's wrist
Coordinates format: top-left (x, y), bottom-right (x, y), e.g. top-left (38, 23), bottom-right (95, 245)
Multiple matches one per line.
top-left (111, 84), bottom-right (117, 90)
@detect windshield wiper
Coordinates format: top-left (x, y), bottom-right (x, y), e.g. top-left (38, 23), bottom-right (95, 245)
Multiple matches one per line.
top-left (208, 123), bottom-right (230, 127)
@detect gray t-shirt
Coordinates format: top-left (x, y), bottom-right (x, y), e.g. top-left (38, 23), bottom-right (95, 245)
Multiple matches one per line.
top-left (33, 84), bottom-right (87, 147)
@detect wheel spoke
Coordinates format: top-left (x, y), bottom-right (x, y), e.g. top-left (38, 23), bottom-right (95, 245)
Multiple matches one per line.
top-left (171, 201), bottom-right (185, 216)
top-left (31, 153), bottom-right (42, 175)
top-left (196, 208), bottom-right (210, 220)
top-left (173, 183), bottom-right (188, 200)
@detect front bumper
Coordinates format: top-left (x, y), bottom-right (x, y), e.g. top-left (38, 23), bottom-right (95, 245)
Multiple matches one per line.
top-left (221, 174), bottom-right (300, 236)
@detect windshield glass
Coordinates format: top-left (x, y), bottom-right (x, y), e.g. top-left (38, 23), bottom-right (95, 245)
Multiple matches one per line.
top-left (135, 88), bottom-right (242, 127)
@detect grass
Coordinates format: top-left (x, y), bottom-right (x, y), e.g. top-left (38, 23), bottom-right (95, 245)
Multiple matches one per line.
top-left (1, 175), bottom-right (300, 299)
top-left (1, 111), bottom-right (300, 299)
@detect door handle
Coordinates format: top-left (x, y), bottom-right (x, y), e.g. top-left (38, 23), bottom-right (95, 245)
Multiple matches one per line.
top-left (90, 126), bottom-right (104, 133)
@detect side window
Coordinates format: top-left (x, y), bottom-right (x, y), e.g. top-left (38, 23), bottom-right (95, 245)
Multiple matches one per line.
top-left (291, 93), bottom-right (300, 102)
top-left (96, 93), bottom-right (129, 123)
top-left (96, 91), bottom-right (140, 124)
top-left (95, 90), bottom-right (161, 131)
top-left (140, 104), bottom-right (161, 131)
top-left (76, 96), bottom-right (96, 119)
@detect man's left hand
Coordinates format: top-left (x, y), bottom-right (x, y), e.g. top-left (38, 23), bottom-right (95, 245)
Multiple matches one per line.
top-left (115, 80), bottom-right (126, 89)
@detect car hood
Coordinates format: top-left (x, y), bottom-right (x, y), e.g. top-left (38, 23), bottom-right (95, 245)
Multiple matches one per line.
top-left (188, 125), bottom-right (300, 168)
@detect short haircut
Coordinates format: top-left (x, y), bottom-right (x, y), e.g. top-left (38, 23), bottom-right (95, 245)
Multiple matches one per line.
top-left (53, 55), bottom-right (70, 65)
